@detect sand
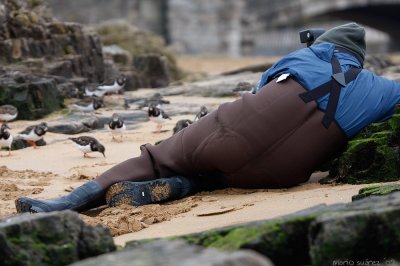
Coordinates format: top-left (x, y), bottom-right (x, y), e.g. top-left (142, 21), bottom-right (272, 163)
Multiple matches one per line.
top-left (1, 57), bottom-right (398, 247)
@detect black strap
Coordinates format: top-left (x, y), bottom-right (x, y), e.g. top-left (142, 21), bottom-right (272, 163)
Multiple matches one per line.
top-left (299, 57), bottom-right (361, 128)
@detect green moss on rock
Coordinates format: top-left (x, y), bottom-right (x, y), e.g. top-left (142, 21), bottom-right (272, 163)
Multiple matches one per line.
top-left (352, 184), bottom-right (400, 201)
top-left (309, 206), bottom-right (400, 265)
top-left (175, 214), bottom-right (319, 265)
top-left (320, 109), bottom-right (400, 185)
top-left (0, 211), bottom-right (115, 266)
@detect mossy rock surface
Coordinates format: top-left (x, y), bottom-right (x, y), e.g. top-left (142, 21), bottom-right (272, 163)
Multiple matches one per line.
top-left (309, 204), bottom-right (400, 265)
top-left (352, 184), bottom-right (400, 201)
top-left (126, 205), bottom-right (338, 266)
top-left (126, 192), bottom-right (400, 266)
top-left (320, 110), bottom-right (400, 185)
top-left (0, 210), bottom-right (115, 266)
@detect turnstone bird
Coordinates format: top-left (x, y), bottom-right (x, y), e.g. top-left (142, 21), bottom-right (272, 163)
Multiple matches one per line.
top-left (0, 123), bottom-right (13, 156)
top-left (136, 92), bottom-right (170, 109)
top-left (69, 136), bottom-right (106, 158)
top-left (148, 104), bottom-right (171, 133)
top-left (108, 113), bottom-right (126, 142)
top-left (0, 104), bottom-right (18, 122)
top-left (123, 98), bottom-right (130, 110)
top-left (96, 74), bottom-right (126, 94)
top-left (17, 122), bottom-right (48, 148)
top-left (84, 85), bottom-right (108, 98)
top-left (173, 119), bottom-right (192, 134)
top-left (71, 97), bottom-right (103, 112)
top-left (194, 106), bottom-right (209, 121)
top-left (232, 82), bottom-right (255, 97)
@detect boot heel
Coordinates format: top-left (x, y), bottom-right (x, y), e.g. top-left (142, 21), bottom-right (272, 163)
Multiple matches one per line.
top-left (15, 198), bottom-right (33, 213)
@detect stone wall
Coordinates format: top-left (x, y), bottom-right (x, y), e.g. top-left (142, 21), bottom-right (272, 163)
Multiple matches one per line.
top-left (46, 0), bottom-right (166, 38)
top-left (167, 0), bottom-right (244, 57)
top-left (46, 0), bottom-right (391, 57)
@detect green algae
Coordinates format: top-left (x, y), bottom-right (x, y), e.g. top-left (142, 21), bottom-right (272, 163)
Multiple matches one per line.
top-left (352, 184), bottom-right (400, 201)
top-left (320, 106), bottom-right (400, 185)
top-left (321, 129), bottom-right (400, 184)
top-left (309, 208), bottom-right (400, 265)
top-left (2, 225), bottom-right (79, 266)
top-left (175, 214), bottom-right (318, 265)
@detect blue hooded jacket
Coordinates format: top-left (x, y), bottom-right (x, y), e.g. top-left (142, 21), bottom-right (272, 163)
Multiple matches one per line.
top-left (255, 42), bottom-right (400, 138)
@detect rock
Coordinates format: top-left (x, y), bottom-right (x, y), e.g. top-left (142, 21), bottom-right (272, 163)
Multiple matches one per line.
top-left (320, 111), bottom-right (400, 184)
top-left (0, 0), bottom-right (106, 119)
top-left (137, 192), bottom-right (400, 266)
top-left (131, 54), bottom-right (171, 88)
top-left (57, 81), bottom-right (83, 99)
top-left (127, 92), bottom-right (170, 110)
top-left (48, 124), bottom-right (91, 135)
top-left (222, 63), bottom-right (274, 76)
top-left (309, 192), bottom-right (400, 265)
top-left (159, 72), bottom-right (261, 98)
top-left (364, 54), bottom-right (393, 75)
top-left (352, 184), bottom-right (400, 201)
top-left (46, 116), bottom-right (108, 135)
top-left (0, 76), bottom-right (64, 120)
top-left (128, 205), bottom-right (341, 266)
top-left (0, 210), bottom-right (115, 266)
top-left (47, 60), bottom-right (73, 78)
top-left (102, 45), bottom-right (131, 66)
top-left (94, 21), bottom-right (184, 88)
top-left (11, 138), bottom-right (46, 150)
top-left (47, 112), bottom-right (148, 135)
top-left (71, 239), bottom-right (274, 266)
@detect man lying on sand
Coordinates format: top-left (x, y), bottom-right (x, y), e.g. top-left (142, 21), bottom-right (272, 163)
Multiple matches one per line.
top-left (15, 23), bottom-right (400, 213)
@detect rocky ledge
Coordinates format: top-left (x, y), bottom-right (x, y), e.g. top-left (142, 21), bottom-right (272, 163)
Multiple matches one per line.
top-left (2, 187), bottom-right (400, 266)
top-left (125, 189), bottom-right (400, 266)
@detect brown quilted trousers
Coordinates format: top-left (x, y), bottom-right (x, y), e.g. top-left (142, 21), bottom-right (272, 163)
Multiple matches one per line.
top-left (97, 78), bottom-right (347, 189)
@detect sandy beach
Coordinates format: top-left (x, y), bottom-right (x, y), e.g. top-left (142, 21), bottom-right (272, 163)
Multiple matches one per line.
top-left (1, 57), bottom-right (398, 247)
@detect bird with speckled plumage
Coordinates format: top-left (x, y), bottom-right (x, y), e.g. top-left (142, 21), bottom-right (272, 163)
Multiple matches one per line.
top-left (69, 136), bottom-right (106, 158)
top-left (148, 104), bottom-right (171, 134)
top-left (0, 123), bottom-right (13, 156)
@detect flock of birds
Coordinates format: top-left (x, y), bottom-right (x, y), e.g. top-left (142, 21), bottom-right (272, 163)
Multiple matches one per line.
top-left (0, 74), bottom-right (210, 158)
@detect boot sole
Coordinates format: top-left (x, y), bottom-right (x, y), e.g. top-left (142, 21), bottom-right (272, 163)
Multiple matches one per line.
top-left (15, 198), bottom-right (37, 213)
top-left (106, 180), bottom-right (173, 207)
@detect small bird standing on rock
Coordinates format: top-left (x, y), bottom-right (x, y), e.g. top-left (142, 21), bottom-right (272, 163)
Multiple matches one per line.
top-left (71, 97), bottom-right (102, 112)
top-left (84, 86), bottom-right (108, 98)
top-left (69, 136), bottom-right (106, 158)
top-left (148, 104), bottom-right (171, 134)
top-left (96, 74), bottom-right (126, 94)
top-left (194, 106), bottom-right (209, 121)
top-left (232, 82), bottom-right (255, 97)
top-left (108, 113), bottom-right (126, 142)
top-left (17, 122), bottom-right (48, 148)
top-left (137, 92), bottom-right (170, 110)
top-left (173, 119), bottom-right (192, 134)
top-left (0, 123), bottom-right (13, 156)
top-left (0, 104), bottom-right (18, 122)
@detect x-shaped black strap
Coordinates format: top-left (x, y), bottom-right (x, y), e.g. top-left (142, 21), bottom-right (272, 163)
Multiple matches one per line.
top-left (299, 56), bottom-right (361, 128)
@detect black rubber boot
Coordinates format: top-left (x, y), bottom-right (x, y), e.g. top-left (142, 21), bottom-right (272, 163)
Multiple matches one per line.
top-left (106, 176), bottom-right (194, 207)
top-left (15, 180), bottom-right (106, 213)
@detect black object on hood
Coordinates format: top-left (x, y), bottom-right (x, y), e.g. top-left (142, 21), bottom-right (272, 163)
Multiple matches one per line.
top-left (313, 22), bottom-right (366, 65)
